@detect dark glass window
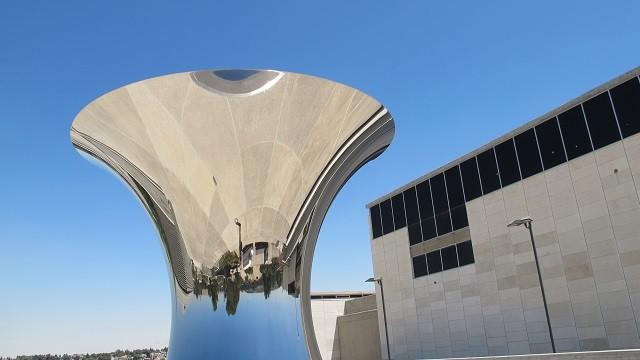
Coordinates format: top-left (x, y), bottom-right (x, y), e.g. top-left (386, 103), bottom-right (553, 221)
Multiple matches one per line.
top-left (426, 250), bottom-right (443, 275)
top-left (457, 240), bottom-right (475, 266)
top-left (514, 129), bottom-right (543, 179)
top-left (445, 164), bottom-right (469, 231)
top-left (583, 92), bottom-right (621, 150)
top-left (380, 199), bottom-right (394, 235)
top-left (460, 157), bottom-right (482, 201)
top-left (430, 173), bottom-right (452, 236)
top-left (420, 217), bottom-right (437, 242)
top-left (413, 255), bottom-right (428, 278)
top-left (369, 204), bottom-right (382, 238)
top-left (408, 223), bottom-right (422, 246)
top-left (391, 193), bottom-right (406, 230)
top-left (445, 166), bottom-right (465, 207)
top-left (430, 173), bottom-right (449, 214)
top-left (436, 211), bottom-right (452, 235)
top-left (441, 245), bottom-right (458, 271)
top-left (610, 78), bottom-right (640, 138)
top-left (535, 118), bottom-right (566, 170)
top-left (558, 105), bottom-right (592, 160)
top-left (403, 187), bottom-right (420, 226)
top-left (450, 204), bottom-right (468, 230)
top-left (495, 139), bottom-right (521, 187)
top-left (416, 180), bottom-right (434, 220)
top-left (477, 148), bottom-right (501, 194)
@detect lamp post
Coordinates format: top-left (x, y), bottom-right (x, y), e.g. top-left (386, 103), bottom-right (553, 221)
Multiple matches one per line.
top-left (234, 218), bottom-right (242, 259)
top-left (366, 277), bottom-right (391, 360)
top-left (508, 216), bottom-right (556, 353)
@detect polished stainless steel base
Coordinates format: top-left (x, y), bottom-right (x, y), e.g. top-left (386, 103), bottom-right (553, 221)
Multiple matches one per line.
top-left (71, 69), bottom-right (394, 359)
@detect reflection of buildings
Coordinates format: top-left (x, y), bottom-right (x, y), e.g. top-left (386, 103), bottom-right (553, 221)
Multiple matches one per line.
top-left (367, 68), bottom-right (640, 359)
top-left (189, 247), bottom-right (285, 314)
top-left (241, 241), bottom-right (281, 281)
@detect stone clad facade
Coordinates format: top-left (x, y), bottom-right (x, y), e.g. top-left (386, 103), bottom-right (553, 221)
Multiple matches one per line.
top-left (367, 68), bottom-right (640, 359)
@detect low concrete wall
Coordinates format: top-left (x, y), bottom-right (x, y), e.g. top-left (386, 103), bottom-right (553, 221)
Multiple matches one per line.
top-left (337, 309), bottom-right (382, 360)
top-left (344, 294), bottom-right (377, 315)
top-left (311, 299), bottom-right (346, 360)
top-left (445, 349), bottom-right (640, 360)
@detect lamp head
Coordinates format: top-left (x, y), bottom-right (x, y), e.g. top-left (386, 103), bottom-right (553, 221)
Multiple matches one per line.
top-left (508, 216), bottom-right (533, 227)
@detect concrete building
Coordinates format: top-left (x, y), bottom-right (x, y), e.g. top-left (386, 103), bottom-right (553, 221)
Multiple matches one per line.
top-left (311, 292), bottom-right (381, 360)
top-left (367, 67), bottom-right (640, 359)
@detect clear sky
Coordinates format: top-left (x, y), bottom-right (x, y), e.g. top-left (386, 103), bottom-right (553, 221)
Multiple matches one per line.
top-left (1, 0), bottom-right (639, 357)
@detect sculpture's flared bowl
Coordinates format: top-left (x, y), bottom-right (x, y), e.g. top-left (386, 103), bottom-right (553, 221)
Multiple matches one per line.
top-left (71, 69), bottom-right (394, 359)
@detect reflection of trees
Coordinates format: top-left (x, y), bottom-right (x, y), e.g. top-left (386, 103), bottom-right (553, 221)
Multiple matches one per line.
top-left (217, 251), bottom-right (239, 276)
top-left (187, 252), bottom-right (285, 315)
top-left (223, 273), bottom-right (241, 315)
top-left (208, 277), bottom-right (219, 311)
top-left (192, 262), bottom-right (203, 299)
top-left (193, 280), bottom-right (203, 298)
top-left (259, 258), bottom-right (282, 299)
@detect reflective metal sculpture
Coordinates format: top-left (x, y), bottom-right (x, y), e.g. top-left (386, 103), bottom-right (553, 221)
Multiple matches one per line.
top-left (71, 70), bottom-right (394, 359)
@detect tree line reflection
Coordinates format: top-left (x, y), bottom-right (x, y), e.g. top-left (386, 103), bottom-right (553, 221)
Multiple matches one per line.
top-left (190, 248), bottom-right (284, 316)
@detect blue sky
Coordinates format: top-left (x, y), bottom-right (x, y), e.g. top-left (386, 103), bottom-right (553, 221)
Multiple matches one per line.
top-left (1, 0), bottom-right (639, 356)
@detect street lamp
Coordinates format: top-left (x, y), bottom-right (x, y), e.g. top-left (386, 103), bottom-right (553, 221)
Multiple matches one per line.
top-left (234, 218), bottom-right (242, 258)
top-left (366, 277), bottom-right (391, 360)
top-left (508, 216), bottom-right (556, 353)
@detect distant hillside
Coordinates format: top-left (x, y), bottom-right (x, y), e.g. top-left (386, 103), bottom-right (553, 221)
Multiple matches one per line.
top-left (0, 347), bottom-right (167, 360)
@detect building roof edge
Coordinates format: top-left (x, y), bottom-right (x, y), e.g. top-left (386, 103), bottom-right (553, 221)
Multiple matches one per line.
top-left (366, 65), bottom-right (640, 208)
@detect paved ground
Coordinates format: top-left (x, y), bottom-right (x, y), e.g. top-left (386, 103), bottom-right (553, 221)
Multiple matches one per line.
top-left (444, 349), bottom-right (640, 360)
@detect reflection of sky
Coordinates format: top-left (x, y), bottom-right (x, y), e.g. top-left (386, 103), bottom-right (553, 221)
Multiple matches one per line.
top-left (213, 69), bottom-right (260, 81)
top-left (170, 290), bottom-right (307, 360)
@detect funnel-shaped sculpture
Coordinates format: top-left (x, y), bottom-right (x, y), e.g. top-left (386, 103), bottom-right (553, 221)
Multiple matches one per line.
top-left (71, 70), bottom-right (394, 359)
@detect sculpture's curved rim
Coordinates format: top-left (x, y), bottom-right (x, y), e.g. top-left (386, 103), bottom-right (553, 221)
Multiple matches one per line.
top-left (71, 68), bottom-right (390, 125)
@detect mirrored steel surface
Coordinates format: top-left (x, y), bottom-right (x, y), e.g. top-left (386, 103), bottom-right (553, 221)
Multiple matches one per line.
top-left (71, 69), bottom-right (394, 359)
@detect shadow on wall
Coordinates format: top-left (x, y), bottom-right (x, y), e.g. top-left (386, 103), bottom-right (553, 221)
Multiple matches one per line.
top-left (331, 324), bottom-right (341, 360)
top-left (336, 296), bottom-right (381, 360)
